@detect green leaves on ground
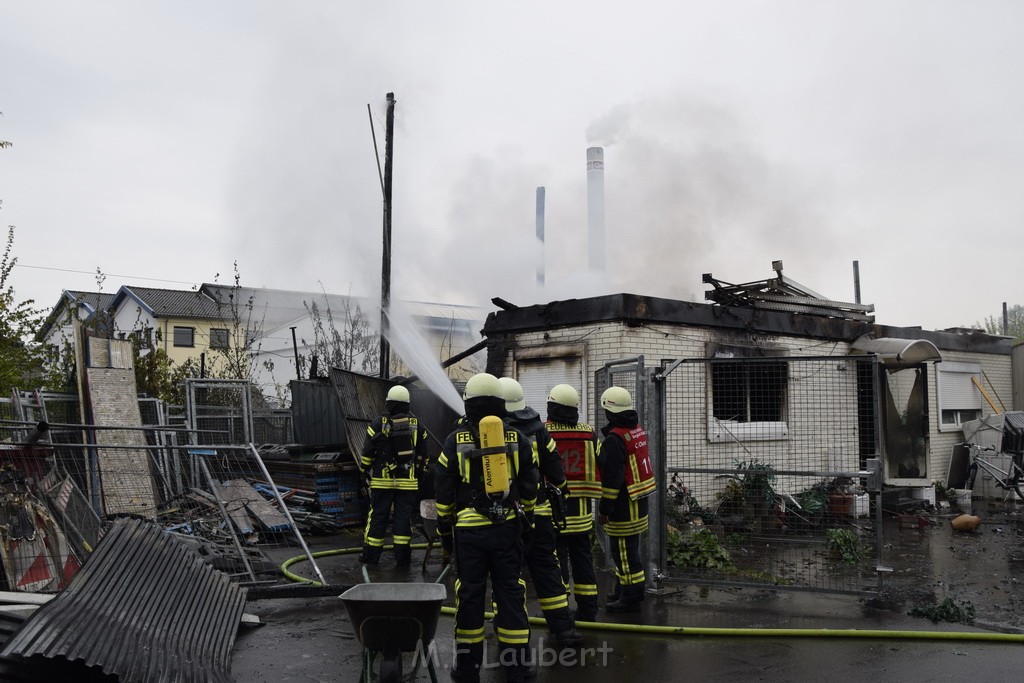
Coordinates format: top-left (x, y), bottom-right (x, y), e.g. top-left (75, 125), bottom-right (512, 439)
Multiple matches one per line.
top-left (908, 597), bottom-right (976, 624)
top-left (667, 528), bottom-right (733, 570)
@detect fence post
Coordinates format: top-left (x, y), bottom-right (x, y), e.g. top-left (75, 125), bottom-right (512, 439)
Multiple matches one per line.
top-left (647, 363), bottom-right (668, 590)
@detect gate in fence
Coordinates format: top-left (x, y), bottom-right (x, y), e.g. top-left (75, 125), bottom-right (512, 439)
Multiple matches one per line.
top-left (601, 354), bottom-right (886, 596)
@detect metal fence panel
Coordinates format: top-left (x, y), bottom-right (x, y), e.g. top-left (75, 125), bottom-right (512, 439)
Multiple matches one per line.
top-left (2, 385), bottom-right (326, 591)
top-left (653, 355), bottom-right (883, 594)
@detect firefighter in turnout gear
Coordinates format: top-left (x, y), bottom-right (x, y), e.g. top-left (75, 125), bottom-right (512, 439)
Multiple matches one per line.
top-left (358, 384), bottom-right (429, 566)
top-left (499, 377), bottom-right (583, 648)
top-left (435, 373), bottom-right (539, 682)
top-left (545, 383), bottom-right (603, 623)
top-left (598, 386), bottom-right (656, 613)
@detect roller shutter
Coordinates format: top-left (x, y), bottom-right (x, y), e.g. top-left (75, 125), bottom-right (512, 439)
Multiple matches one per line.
top-left (515, 356), bottom-right (584, 422)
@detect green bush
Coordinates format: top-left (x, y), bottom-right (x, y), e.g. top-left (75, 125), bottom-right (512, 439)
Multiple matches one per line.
top-left (667, 528), bottom-right (733, 570)
top-left (825, 528), bottom-right (866, 564)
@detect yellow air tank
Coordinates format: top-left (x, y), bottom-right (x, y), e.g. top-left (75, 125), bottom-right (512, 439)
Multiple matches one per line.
top-left (478, 415), bottom-right (510, 496)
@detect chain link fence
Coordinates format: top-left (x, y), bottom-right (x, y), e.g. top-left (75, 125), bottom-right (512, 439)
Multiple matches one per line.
top-left (642, 355), bottom-right (885, 595)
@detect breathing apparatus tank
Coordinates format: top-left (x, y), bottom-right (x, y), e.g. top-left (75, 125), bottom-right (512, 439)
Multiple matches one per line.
top-left (478, 414), bottom-right (510, 497)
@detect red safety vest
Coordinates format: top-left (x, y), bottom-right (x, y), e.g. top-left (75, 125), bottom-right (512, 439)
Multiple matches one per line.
top-left (609, 425), bottom-right (656, 501)
top-left (546, 422), bottom-right (601, 498)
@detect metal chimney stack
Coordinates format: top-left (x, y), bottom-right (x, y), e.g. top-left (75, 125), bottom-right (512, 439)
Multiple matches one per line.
top-left (536, 187), bottom-right (545, 286)
top-left (586, 147), bottom-right (606, 272)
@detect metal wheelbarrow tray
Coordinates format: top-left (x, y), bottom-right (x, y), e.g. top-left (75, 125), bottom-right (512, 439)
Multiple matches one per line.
top-left (340, 583), bottom-right (447, 683)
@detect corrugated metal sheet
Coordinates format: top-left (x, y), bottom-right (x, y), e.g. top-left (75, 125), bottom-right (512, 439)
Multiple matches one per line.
top-left (329, 368), bottom-right (394, 467)
top-left (289, 379), bottom-right (347, 446)
top-left (1, 518), bottom-right (246, 683)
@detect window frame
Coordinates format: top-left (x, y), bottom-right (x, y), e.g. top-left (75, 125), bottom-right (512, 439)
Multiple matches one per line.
top-left (172, 326), bottom-right (195, 348)
top-left (707, 345), bottom-right (790, 443)
top-left (209, 327), bottom-right (230, 350)
top-left (936, 361), bottom-right (983, 432)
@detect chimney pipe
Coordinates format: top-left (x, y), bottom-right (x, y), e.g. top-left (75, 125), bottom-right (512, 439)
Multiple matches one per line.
top-left (586, 147), bottom-right (606, 272)
top-left (853, 260), bottom-right (862, 305)
top-left (536, 187), bottom-right (545, 286)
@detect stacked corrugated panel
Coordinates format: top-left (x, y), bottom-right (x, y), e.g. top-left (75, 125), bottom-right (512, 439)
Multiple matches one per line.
top-left (0, 518), bottom-right (246, 682)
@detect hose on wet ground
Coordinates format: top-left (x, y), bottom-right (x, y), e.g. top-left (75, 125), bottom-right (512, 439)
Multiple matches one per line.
top-left (280, 545), bottom-right (1024, 642)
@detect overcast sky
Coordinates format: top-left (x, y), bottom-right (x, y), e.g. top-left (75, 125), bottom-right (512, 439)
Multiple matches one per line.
top-left (2, 1), bottom-right (1022, 333)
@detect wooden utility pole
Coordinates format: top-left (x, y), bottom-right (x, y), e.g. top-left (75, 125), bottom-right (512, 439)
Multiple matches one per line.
top-left (378, 92), bottom-right (395, 378)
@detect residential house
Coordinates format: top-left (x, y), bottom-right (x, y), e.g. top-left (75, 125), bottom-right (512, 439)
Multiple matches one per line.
top-left (108, 286), bottom-right (233, 369)
top-left (198, 284), bottom-right (485, 400)
top-left (36, 290), bottom-right (116, 348)
top-left (37, 283), bottom-right (486, 403)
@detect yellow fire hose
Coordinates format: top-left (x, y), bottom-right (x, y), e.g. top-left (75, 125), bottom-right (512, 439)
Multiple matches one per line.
top-left (280, 545), bottom-right (1024, 643)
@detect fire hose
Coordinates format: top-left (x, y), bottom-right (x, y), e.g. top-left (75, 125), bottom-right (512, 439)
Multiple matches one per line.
top-left (278, 546), bottom-right (1024, 643)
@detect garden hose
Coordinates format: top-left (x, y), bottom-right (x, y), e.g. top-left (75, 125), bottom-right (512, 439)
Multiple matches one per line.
top-left (279, 542), bottom-right (432, 586)
top-left (280, 546), bottom-right (1024, 643)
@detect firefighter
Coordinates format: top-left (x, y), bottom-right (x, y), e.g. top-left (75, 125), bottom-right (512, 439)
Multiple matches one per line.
top-left (545, 383), bottom-right (602, 623)
top-left (358, 384), bottom-right (429, 566)
top-left (499, 377), bottom-right (583, 648)
top-left (598, 386), bottom-right (656, 613)
top-left (435, 373), bottom-right (539, 682)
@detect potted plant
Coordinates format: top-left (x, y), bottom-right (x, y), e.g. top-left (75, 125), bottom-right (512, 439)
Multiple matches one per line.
top-left (826, 477), bottom-right (855, 517)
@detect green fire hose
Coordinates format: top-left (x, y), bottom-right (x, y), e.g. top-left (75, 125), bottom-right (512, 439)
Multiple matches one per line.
top-left (280, 545), bottom-right (1024, 643)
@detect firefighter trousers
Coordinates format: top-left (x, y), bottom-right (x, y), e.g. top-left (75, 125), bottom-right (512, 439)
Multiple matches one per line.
top-left (453, 523), bottom-right (531, 677)
top-left (608, 532), bottom-right (645, 602)
top-left (524, 515), bottom-right (574, 634)
top-left (556, 530), bottom-right (598, 619)
top-left (362, 487), bottom-right (416, 563)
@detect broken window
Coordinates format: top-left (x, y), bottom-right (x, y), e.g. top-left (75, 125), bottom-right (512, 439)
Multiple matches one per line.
top-left (882, 365), bottom-right (929, 481)
top-left (707, 345), bottom-right (789, 441)
top-left (173, 326), bottom-right (195, 348)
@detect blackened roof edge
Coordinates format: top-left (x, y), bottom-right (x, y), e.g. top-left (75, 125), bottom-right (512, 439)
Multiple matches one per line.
top-left (481, 293), bottom-right (1012, 356)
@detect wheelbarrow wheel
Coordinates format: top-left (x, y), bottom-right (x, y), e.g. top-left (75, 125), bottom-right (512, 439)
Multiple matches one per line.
top-left (378, 649), bottom-right (402, 683)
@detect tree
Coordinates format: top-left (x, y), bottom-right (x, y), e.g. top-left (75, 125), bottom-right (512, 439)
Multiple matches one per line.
top-left (205, 262), bottom-right (266, 381)
top-left (300, 286), bottom-right (380, 378)
top-left (0, 227), bottom-right (47, 395)
top-left (974, 305), bottom-right (1024, 344)
top-left (0, 115), bottom-right (46, 394)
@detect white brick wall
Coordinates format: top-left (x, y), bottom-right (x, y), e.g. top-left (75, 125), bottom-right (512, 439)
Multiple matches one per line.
top-left (498, 320), bottom-right (1013, 502)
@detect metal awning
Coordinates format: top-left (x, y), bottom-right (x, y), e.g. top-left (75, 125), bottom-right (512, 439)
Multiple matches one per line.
top-left (851, 336), bottom-right (943, 368)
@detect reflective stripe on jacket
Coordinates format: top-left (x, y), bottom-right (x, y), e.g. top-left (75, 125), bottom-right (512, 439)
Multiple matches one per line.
top-left (361, 415), bottom-right (424, 491)
top-left (435, 425), bottom-right (537, 528)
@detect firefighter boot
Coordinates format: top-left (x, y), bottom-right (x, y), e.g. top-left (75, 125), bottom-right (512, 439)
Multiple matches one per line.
top-left (357, 545), bottom-right (381, 565)
top-left (394, 544), bottom-right (412, 567)
top-left (604, 581), bottom-right (622, 608)
top-left (553, 627), bottom-right (583, 648)
top-left (451, 642), bottom-right (482, 682)
top-left (501, 644), bottom-right (536, 682)
top-left (605, 584), bottom-right (644, 613)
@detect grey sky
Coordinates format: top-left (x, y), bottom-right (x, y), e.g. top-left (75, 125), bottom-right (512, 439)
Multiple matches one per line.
top-left (2, 1), bottom-right (1022, 331)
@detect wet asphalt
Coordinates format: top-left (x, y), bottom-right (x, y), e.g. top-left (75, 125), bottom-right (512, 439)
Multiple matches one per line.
top-left (232, 499), bottom-right (1024, 681)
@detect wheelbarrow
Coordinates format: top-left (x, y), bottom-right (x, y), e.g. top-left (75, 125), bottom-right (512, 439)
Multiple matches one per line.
top-left (339, 582), bottom-right (447, 682)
